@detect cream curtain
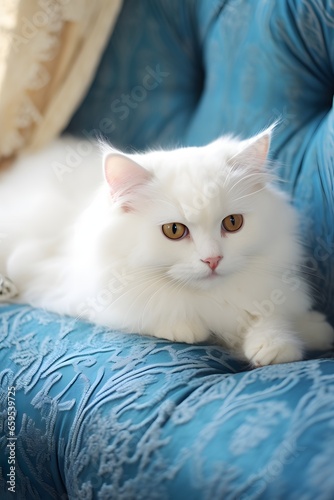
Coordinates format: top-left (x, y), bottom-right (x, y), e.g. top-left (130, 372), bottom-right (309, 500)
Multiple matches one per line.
top-left (0, 0), bottom-right (122, 165)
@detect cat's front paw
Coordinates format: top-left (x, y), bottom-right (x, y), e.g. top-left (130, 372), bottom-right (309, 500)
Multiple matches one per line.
top-left (243, 328), bottom-right (303, 367)
top-left (154, 322), bottom-right (210, 344)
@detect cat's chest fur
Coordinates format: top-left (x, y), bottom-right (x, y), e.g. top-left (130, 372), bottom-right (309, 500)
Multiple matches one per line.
top-left (74, 259), bottom-right (275, 349)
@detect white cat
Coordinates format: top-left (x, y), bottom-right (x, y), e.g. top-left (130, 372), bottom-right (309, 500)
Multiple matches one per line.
top-left (0, 130), bottom-right (332, 366)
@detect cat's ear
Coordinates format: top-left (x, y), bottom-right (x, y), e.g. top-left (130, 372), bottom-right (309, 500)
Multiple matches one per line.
top-left (104, 153), bottom-right (152, 211)
top-left (231, 127), bottom-right (273, 169)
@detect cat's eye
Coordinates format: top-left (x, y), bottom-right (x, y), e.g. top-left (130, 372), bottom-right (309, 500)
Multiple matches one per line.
top-left (222, 214), bottom-right (243, 232)
top-left (162, 223), bottom-right (188, 240)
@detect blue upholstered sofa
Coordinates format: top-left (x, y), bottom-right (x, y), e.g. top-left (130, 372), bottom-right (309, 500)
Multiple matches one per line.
top-left (1, 1), bottom-right (334, 498)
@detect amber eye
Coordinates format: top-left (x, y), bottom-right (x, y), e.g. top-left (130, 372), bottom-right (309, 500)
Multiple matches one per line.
top-left (222, 214), bottom-right (243, 232)
top-left (162, 223), bottom-right (188, 240)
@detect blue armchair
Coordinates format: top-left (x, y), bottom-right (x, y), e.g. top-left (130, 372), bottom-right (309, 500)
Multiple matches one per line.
top-left (1, 1), bottom-right (333, 498)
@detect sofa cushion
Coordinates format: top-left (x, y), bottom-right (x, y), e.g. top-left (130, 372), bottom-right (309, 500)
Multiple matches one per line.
top-left (66, 0), bottom-right (205, 152)
top-left (1, 305), bottom-right (334, 498)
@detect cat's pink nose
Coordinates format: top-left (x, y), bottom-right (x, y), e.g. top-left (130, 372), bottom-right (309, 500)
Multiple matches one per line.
top-left (201, 256), bottom-right (222, 271)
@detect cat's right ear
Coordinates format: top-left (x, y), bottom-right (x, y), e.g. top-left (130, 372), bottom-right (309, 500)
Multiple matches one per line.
top-left (103, 153), bottom-right (152, 211)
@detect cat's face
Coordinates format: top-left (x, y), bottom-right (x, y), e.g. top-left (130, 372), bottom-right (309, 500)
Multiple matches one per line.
top-left (103, 129), bottom-right (277, 290)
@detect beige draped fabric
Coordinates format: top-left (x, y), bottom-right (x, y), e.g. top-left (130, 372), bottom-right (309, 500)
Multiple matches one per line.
top-left (0, 0), bottom-right (122, 166)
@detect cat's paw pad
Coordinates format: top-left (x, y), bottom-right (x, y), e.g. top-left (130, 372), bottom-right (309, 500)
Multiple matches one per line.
top-left (296, 311), bottom-right (334, 351)
top-left (243, 333), bottom-right (303, 367)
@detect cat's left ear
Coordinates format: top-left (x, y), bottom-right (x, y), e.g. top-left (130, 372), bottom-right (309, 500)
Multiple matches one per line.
top-left (233, 126), bottom-right (273, 168)
top-left (103, 153), bottom-right (152, 211)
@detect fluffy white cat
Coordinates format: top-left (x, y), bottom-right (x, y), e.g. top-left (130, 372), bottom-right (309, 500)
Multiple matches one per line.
top-left (0, 130), bottom-right (333, 366)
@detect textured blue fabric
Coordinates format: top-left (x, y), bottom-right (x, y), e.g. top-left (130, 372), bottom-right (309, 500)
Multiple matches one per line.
top-left (1, 0), bottom-right (334, 498)
top-left (66, 0), bottom-right (204, 152)
top-left (1, 305), bottom-right (334, 499)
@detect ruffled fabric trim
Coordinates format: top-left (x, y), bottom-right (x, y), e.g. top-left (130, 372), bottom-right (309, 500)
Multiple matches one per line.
top-left (0, 0), bottom-right (122, 161)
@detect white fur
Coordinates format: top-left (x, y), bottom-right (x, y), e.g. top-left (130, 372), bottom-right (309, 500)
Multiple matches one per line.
top-left (0, 132), bottom-right (332, 366)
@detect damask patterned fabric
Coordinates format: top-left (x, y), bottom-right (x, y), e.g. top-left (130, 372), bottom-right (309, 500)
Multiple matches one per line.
top-left (0, 0), bottom-right (122, 161)
top-left (1, 0), bottom-right (334, 498)
top-left (1, 305), bottom-right (334, 499)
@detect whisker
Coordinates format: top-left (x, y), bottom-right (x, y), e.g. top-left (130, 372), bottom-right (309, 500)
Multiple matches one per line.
top-left (138, 275), bottom-right (184, 330)
top-left (226, 172), bottom-right (270, 196)
top-left (232, 185), bottom-right (267, 202)
top-left (90, 267), bottom-right (173, 329)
